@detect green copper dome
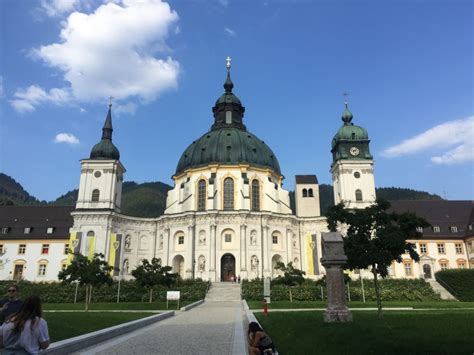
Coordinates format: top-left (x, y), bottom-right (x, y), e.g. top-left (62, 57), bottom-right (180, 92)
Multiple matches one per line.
top-left (176, 62), bottom-right (281, 176)
top-left (176, 128), bottom-right (281, 175)
top-left (90, 105), bottom-right (120, 160)
top-left (331, 103), bottom-right (369, 149)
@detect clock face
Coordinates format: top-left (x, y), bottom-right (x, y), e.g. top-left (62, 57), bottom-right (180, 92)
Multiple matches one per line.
top-left (350, 147), bottom-right (360, 156)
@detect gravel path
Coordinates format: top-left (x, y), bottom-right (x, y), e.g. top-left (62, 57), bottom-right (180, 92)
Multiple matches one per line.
top-left (76, 283), bottom-right (246, 355)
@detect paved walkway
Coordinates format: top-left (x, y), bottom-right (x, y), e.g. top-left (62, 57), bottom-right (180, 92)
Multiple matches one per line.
top-left (75, 283), bottom-right (246, 355)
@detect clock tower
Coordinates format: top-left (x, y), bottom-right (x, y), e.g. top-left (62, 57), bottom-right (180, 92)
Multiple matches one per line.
top-left (330, 102), bottom-right (375, 209)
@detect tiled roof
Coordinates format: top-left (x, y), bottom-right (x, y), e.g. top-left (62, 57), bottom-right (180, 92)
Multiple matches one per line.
top-left (0, 206), bottom-right (74, 240)
top-left (295, 175), bottom-right (318, 184)
top-left (389, 200), bottom-right (474, 240)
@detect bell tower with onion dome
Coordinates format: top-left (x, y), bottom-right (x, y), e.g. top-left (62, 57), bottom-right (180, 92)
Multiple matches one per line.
top-left (330, 101), bottom-right (375, 209)
top-left (76, 103), bottom-right (125, 212)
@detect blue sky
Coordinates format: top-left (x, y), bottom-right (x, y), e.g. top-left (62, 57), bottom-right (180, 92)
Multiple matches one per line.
top-left (0, 0), bottom-right (472, 201)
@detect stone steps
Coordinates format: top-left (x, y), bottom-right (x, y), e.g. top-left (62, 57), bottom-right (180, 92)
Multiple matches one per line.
top-left (427, 279), bottom-right (457, 300)
top-left (206, 282), bottom-right (242, 301)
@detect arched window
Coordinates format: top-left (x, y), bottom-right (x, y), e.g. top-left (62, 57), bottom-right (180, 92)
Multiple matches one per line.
top-left (308, 188), bottom-right (314, 197)
top-left (302, 188), bottom-right (308, 198)
top-left (197, 179), bottom-right (206, 211)
top-left (223, 178), bottom-right (234, 210)
top-left (91, 189), bottom-right (100, 202)
top-left (87, 231), bottom-right (95, 237)
top-left (355, 189), bottom-right (363, 201)
top-left (251, 180), bottom-right (260, 211)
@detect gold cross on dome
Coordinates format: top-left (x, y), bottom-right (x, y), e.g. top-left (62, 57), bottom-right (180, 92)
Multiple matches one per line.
top-left (342, 92), bottom-right (349, 105)
top-left (226, 56), bottom-right (232, 71)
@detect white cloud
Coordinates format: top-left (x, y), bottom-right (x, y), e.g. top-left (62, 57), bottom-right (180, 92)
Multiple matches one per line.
top-left (382, 116), bottom-right (474, 165)
top-left (224, 27), bottom-right (236, 37)
top-left (10, 85), bottom-right (72, 113)
top-left (114, 102), bottom-right (137, 115)
top-left (14, 0), bottom-right (180, 113)
top-left (79, 107), bottom-right (86, 113)
top-left (53, 132), bottom-right (80, 144)
top-left (40, 0), bottom-right (80, 17)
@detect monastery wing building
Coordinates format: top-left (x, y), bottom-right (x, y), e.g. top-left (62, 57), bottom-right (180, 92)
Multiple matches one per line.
top-left (1, 61), bottom-right (472, 282)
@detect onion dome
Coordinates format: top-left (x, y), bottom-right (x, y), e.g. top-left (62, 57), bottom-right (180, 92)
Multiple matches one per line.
top-left (175, 57), bottom-right (281, 176)
top-left (90, 104), bottom-right (120, 160)
top-left (331, 102), bottom-right (369, 149)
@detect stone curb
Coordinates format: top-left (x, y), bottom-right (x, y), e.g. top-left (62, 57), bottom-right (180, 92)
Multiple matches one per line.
top-left (43, 311), bottom-right (174, 355)
top-left (180, 299), bottom-right (204, 312)
top-left (242, 300), bottom-right (279, 355)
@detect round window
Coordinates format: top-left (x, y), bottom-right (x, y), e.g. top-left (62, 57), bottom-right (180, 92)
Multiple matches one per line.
top-left (94, 171), bottom-right (102, 178)
top-left (354, 172), bottom-right (361, 179)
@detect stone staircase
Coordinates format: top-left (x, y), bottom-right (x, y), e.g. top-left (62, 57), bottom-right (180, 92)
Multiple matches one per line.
top-left (205, 282), bottom-right (242, 302)
top-left (427, 279), bottom-right (457, 300)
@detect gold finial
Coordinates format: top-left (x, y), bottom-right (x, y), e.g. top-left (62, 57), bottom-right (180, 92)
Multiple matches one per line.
top-left (226, 56), bottom-right (232, 71)
top-left (108, 96), bottom-right (114, 107)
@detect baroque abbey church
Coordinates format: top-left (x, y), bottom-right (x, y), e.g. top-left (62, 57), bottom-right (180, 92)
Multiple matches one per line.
top-left (2, 61), bottom-right (472, 283)
top-left (68, 60), bottom-right (376, 282)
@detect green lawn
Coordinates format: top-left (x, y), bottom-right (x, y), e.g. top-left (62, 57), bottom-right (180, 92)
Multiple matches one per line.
top-left (44, 301), bottom-right (191, 311)
top-left (44, 312), bottom-right (156, 342)
top-left (247, 300), bottom-right (474, 309)
top-left (255, 310), bottom-right (474, 355)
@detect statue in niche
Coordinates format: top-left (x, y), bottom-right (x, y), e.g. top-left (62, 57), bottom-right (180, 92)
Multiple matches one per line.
top-left (250, 231), bottom-right (257, 246)
top-left (124, 235), bottom-right (131, 249)
top-left (293, 257), bottom-right (299, 268)
top-left (123, 259), bottom-right (129, 274)
top-left (250, 255), bottom-right (259, 271)
top-left (199, 232), bottom-right (206, 246)
top-left (198, 255), bottom-right (206, 272)
top-left (292, 235), bottom-right (297, 248)
top-left (159, 235), bottom-right (163, 249)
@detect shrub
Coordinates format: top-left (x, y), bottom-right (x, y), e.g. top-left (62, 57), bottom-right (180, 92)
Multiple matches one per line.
top-left (241, 278), bottom-right (440, 302)
top-left (435, 269), bottom-right (474, 301)
top-left (0, 279), bottom-right (210, 303)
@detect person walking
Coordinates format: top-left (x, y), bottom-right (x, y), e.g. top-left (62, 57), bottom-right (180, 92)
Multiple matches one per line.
top-left (0, 285), bottom-right (23, 325)
top-left (0, 295), bottom-right (50, 355)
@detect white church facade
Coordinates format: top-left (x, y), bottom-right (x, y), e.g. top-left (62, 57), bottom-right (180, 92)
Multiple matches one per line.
top-left (67, 61), bottom-right (376, 282)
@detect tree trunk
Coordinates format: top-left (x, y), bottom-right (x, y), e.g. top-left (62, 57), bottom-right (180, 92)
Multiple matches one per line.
top-left (372, 265), bottom-right (383, 319)
top-left (89, 285), bottom-right (93, 306)
top-left (289, 288), bottom-right (293, 303)
top-left (149, 288), bottom-right (153, 303)
top-left (84, 285), bottom-right (89, 312)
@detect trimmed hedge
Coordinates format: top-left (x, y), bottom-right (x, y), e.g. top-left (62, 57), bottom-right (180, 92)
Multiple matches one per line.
top-left (242, 278), bottom-right (440, 302)
top-left (0, 279), bottom-right (210, 303)
top-left (435, 269), bottom-right (474, 301)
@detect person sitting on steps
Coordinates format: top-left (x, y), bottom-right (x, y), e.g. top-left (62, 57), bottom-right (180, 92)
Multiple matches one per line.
top-left (248, 321), bottom-right (274, 355)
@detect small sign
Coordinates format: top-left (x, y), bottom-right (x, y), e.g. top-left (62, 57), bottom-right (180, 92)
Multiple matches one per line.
top-left (167, 291), bottom-right (180, 300)
top-left (263, 277), bottom-right (271, 304)
top-left (166, 291), bottom-right (180, 310)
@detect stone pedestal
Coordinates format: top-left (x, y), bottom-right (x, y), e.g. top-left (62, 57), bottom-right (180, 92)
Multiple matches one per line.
top-left (320, 232), bottom-right (352, 322)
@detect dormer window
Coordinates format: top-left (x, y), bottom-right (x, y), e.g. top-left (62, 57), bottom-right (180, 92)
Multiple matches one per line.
top-left (450, 226), bottom-right (458, 233)
top-left (47, 227), bottom-right (54, 234)
top-left (433, 226), bottom-right (440, 233)
top-left (226, 111), bottom-right (232, 124)
top-left (1, 227), bottom-right (9, 234)
top-left (416, 227), bottom-right (423, 233)
top-left (24, 227), bottom-right (32, 234)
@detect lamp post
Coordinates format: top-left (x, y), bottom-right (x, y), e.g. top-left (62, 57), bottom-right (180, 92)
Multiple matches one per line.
top-left (256, 259), bottom-right (260, 279)
top-left (192, 259), bottom-right (196, 280)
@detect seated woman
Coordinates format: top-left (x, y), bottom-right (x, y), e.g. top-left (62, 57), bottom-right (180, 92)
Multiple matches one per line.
top-left (248, 321), bottom-right (274, 355)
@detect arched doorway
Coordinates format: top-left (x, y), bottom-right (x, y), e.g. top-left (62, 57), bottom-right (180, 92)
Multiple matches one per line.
top-left (423, 264), bottom-right (432, 279)
top-left (272, 254), bottom-right (283, 278)
top-left (221, 254), bottom-right (235, 282)
top-left (172, 255), bottom-right (185, 279)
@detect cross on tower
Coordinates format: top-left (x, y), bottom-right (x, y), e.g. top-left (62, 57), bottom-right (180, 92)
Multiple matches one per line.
top-left (342, 92), bottom-right (349, 105)
top-left (108, 96), bottom-right (114, 107)
top-left (226, 56), bottom-right (232, 71)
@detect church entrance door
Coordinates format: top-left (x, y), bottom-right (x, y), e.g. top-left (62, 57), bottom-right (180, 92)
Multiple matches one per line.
top-left (221, 254), bottom-right (235, 282)
top-left (423, 264), bottom-right (432, 279)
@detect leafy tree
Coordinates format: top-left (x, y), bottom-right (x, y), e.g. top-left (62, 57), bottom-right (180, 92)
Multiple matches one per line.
top-left (273, 261), bottom-right (306, 302)
top-left (58, 253), bottom-right (114, 311)
top-left (326, 199), bottom-right (429, 318)
top-left (131, 258), bottom-right (178, 302)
